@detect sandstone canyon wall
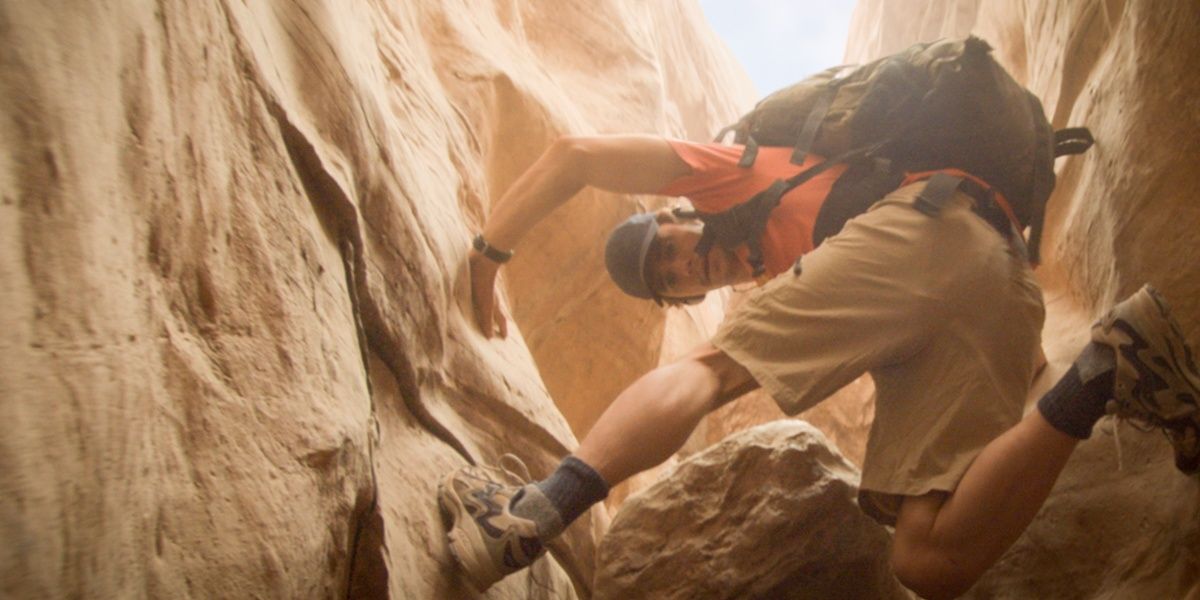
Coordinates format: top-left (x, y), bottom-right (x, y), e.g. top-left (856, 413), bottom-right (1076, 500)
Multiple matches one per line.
top-left (0, 1), bottom-right (754, 598)
top-left (4, 0), bottom-right (1200, 599)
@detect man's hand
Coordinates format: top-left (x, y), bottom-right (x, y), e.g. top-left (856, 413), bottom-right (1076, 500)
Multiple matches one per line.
top-left (469, 250), bottom-right (508, 338)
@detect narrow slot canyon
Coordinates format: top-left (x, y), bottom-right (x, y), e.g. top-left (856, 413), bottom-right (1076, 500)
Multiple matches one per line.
top-left (2, 1), bottom-right (1198, 598)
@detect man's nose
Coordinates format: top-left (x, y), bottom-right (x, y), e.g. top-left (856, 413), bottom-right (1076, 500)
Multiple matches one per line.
top-left (671, 254), bottom-right (691, 280)
top-left (684, 252), bottom-right (700, 278)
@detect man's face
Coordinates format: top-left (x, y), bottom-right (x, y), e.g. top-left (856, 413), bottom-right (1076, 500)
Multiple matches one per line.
top-left (644, 222), bottom-right (752, 300)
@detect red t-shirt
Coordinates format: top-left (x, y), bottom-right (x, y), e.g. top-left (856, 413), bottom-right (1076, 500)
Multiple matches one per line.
top-left (656, 140), bottom-right (848, 278)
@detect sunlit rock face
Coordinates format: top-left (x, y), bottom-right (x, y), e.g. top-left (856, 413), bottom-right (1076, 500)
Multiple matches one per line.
top-left (593, 421), bottom-right (908, 600)
top-left (7, 0), bottom-right (1197, 597)
top-left (848, 0), bottom-right (1200, 597)
top-left (0, 1), bottom-right (755, 598)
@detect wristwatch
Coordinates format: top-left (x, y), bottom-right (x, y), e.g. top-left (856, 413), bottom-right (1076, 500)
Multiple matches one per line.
top-left (472, 234), bottom-right (515, 264)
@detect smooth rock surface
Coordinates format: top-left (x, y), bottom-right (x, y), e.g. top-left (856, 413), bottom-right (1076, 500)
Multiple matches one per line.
top-left (0, 1), bottom-right (753, 598)
top-left (5, 0), bottom-right (1199, 598)
top-left (593, 421), bottom-right (908, 600)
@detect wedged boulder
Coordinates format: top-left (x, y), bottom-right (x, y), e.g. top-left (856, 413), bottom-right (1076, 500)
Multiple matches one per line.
top-left (594, 421), bottom-right (909, 600)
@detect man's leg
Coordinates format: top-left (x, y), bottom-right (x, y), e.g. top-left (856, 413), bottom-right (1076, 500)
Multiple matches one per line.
top-left (890, 411), bottom-right (1080, 599)
top-left (890, 285), bottom-right (1200, 599)
top-left (439, 343), bottom-right (758, 591)
top-left (574, 343), bottom-right (760, 485)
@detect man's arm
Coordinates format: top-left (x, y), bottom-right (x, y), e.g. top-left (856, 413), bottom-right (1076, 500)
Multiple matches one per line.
top-left (470, 135), bottom-right (691, 336)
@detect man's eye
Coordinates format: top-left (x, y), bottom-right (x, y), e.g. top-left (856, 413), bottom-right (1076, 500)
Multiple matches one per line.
top-left (663, 241), bottom-right (675, 260)
top-left (663, 273), bottom-right (676, 290)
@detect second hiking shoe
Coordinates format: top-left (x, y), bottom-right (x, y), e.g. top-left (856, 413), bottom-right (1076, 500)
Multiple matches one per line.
top-left (1093, 284), bottom-right (1200, 473)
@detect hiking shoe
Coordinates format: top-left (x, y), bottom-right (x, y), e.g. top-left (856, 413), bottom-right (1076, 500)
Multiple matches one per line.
top-left (1093, 284), bottom-right (1200, 473)
top-left (438, 455), bottom-right (547, 590)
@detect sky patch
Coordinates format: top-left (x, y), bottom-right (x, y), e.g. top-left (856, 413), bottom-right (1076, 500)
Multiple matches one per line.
top-left (697, 0), bottom-right (857, 97)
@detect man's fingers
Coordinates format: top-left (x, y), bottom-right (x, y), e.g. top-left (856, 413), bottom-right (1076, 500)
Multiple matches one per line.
top-left (495, 301), bottom-right (508, 339)
top-left (472, 306), bottom-right (490, 333)
top-left (470, 266), bottom-right (495, 336)
top-left (474, 286), bottom-right (495, 337)
top-left (468, 251), bottom-right (506, 338)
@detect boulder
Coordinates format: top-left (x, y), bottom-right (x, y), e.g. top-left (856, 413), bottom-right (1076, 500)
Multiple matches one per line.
top-left (594, 421), bottom-right (909, 600)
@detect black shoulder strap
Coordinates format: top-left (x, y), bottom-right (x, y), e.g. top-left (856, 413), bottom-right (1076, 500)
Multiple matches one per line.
top-left (738, 136), bottom-right (760, 168)
top-left (790, 90), bottom-right (836, 165)
top-left (689, 143), bottom-right (885, 276)
top-left (682, 180), bottom-right (789, 277)
top-left (1027, 127), bottom-right (1094, 264)
top-left (811, 158), bottom-right (904, 246)
top-left (1054, 128), bottom-right (1094, 157)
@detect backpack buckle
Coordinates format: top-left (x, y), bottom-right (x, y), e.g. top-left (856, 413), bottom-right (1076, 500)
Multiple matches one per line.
top-left (914, 173), bottom-right (963, 217)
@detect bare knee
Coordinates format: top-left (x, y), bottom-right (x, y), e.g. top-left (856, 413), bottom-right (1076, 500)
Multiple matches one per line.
top-left (890, 492), bottom-right (987, 598)
top-left (889, 544), bottom-right (980, 600)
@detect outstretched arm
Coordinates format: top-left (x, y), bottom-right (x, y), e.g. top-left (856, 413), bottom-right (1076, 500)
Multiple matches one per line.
top-left (470, 135), bottom-right (691, 336)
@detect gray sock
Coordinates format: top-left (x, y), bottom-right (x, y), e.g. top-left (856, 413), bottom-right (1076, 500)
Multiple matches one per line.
top-left (509, 485), bottom-right (565, 539)
top-left (511, 456), bottom-right (609, 539)
top-left (1037, 342), bottom-right (1116, 439)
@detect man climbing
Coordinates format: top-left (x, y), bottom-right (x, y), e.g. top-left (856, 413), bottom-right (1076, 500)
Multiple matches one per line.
top-left (444, 133), bottom-right (1200, 598)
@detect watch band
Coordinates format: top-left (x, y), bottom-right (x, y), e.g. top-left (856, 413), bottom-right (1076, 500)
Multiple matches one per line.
top-left (472, 234), bottom-right (515, 264)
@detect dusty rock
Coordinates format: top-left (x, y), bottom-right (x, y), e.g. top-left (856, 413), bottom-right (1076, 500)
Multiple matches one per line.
top-left (6, 0), bottom-right (1200, 597)
top-left (593, 421), bottom-right (908, 600)
top-left (0, 1), bottom-right (753, 598)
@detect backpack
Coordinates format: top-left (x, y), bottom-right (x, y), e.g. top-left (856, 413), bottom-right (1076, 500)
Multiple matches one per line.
top-left (688, 36), bottom-right (1093, 276)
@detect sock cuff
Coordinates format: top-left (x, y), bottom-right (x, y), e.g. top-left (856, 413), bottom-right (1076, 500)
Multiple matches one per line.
top-left (1037, 362), bottom-right (1114, 440)
top-left (528, 455), bottom-right (610, 534)
top-left (560, 456), bottom-right (610, 497)
top-left (1037, 369), bottom-right (1092, 439)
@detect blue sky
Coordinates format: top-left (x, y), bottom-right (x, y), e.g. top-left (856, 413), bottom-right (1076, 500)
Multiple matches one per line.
top-left (697, 0), bottom-right (857, 97)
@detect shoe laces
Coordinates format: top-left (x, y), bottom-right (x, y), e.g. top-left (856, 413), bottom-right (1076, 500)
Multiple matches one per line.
top-left (1105, 407), bottom-right (1192, 472)
top-left (498, 453), bottom-right (532, 483)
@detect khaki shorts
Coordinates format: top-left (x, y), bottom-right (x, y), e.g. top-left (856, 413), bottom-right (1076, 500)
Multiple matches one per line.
top-left (711, 182), bottom-right (1045, 525)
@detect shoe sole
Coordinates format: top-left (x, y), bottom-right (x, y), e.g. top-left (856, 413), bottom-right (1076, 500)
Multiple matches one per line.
top-left (438, 473), bottom-right (503, 591)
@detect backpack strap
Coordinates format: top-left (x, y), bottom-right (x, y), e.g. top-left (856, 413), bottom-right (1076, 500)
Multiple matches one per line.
top-left (679, 179), bottom-right (790, 277)
top-left (712, 124), bottom-right (736, 144)
top-left (913, 172), bottom-right (965, 217)
top-left (1028, 126), bottom-right (1094, 264)
top-left (686, 144), bottom-right (884, 277)
top-left (811, 157), bottom-right (904, 247)
top-left (790, 89), bottom-right (836, 165)
top-left (1054, 127), bottom-right (1094, 157)
top-left (737, 136), bottom-right (760, 168)
top-left (911, 172), bottom-right (1033, 262)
